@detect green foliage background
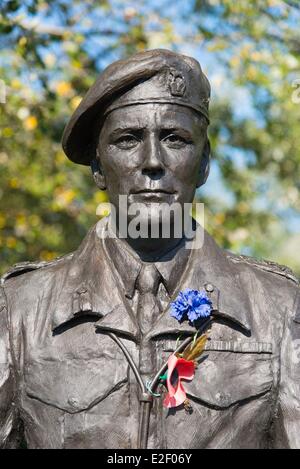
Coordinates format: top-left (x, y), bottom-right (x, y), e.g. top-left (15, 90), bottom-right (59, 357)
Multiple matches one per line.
top-left (0, 0), bottom-right (299, 276)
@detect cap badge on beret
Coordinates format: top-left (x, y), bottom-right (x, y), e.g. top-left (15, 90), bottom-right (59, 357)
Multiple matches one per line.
top-left (168, 68), bottom-right (186, 97)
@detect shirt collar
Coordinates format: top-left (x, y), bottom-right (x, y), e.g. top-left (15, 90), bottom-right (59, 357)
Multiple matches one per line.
top-left (104, 224), bottom-right (191, 299)
top-left (51, 220), bottom-right (252, 337)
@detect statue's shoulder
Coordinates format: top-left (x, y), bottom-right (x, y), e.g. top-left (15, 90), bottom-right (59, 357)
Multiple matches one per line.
top-left (1, 252), bottom-right (74, 286)
top-left (226, 251), bottom-right (299, 286)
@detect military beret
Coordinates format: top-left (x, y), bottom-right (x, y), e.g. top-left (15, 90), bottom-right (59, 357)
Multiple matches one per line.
top-left (62, 49), bottom-right (211, 166)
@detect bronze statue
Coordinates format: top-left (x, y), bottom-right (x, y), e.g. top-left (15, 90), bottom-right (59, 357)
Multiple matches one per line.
top-left (1, 49), bottom-right (300, 449)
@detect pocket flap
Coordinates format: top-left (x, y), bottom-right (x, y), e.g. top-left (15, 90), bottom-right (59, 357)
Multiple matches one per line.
top-left (184, 348), bottom-right (273, 409)
top-left (24, 331), bottom-right (131, 414)
top-left (25, 358), bottom-right (128, 414)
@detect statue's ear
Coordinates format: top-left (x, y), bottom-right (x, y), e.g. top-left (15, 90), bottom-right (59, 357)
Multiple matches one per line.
top-left (196, 138), bottom-right (211, 188)
top-left (91, 152), bottom-right (106, 190)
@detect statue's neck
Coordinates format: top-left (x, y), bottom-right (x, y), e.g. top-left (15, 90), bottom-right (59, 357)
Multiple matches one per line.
top-left (124, 235), bottom-right (183, 262)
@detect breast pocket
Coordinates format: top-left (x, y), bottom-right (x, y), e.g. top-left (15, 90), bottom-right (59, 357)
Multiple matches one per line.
top-left (185, 340), bottom-right (274, 409)
top-left (24, 329), bottom-right (133, 414)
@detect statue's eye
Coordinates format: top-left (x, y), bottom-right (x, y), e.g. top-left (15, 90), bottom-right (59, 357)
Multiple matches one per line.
top-left (114, 134), bottom-right (139, 149)
top-left (161, 132), bottom-right (191, 148)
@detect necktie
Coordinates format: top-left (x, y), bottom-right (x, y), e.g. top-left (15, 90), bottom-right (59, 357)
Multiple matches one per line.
top-left (136, 263), bottom-right (161, 336)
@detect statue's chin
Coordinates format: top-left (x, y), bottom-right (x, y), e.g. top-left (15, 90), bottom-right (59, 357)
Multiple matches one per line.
top-left (109, 199), bottom-right (187, 240)
top-left (126, 206), bottom-right (182, 240)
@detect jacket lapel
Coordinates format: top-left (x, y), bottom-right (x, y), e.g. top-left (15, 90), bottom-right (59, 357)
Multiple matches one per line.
top-left (147, 228), bottom-right (252, 339)
top-left (52, 222), bottom-right (251, 341)
top-left (52, 223), bottom-right (139, 341)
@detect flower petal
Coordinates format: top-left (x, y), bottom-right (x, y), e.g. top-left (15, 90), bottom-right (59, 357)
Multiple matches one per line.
top-left (163, 355), bottom-right (195, 409)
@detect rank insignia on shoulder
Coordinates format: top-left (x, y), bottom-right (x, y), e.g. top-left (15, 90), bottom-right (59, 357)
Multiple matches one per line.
top-left (227, 253), bottom-right (299, 285)
top-left (1, 253), bottom-right (74, 285)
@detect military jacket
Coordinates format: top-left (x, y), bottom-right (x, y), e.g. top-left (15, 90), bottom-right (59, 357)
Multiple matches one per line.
top-left (0, 222), bottom-right (300, 449)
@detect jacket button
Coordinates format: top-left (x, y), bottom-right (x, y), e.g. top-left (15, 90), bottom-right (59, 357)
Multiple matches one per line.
top-left (68, 397), bottom-right (78, 407)
top-left (205, 283), bottom-right (214, 293)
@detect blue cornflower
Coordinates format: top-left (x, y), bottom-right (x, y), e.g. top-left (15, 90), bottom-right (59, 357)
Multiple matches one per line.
top-left (170, 288), bottom-right (212, 323)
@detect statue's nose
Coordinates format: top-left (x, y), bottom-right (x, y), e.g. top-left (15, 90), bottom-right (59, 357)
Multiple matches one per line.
top-left (141, 135), bottom-right (164, 178)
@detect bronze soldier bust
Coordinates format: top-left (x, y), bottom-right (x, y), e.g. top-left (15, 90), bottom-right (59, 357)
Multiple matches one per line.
top-left (1, 49), bottom-right (300, 449)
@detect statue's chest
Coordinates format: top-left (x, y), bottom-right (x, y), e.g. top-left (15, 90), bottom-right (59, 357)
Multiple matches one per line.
top-left (21, 319), bottom-right (275, 448)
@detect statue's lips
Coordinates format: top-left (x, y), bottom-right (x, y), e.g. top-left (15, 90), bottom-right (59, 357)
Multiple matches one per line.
top-left (129, 189), bottom-right (176, 201)
top-left (131, 189), bottom-right (175, 195)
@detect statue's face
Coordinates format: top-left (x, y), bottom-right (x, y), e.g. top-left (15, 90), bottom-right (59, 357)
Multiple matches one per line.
top-left (97, 103), bottom-right (208, 224)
